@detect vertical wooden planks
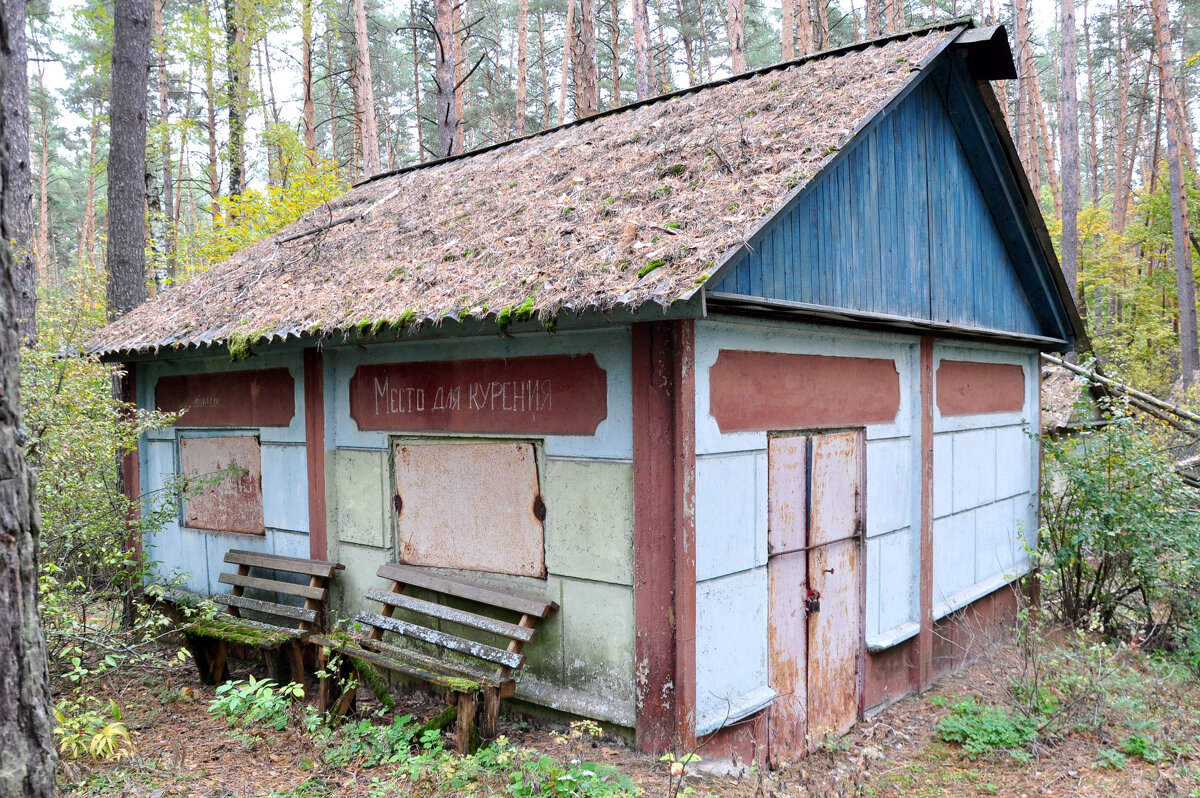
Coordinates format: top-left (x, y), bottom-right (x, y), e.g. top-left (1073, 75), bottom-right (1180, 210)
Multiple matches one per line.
top-left (767, 435), bottom-right (808, 765)
top-left (304, 347), bottom-right (328, 560)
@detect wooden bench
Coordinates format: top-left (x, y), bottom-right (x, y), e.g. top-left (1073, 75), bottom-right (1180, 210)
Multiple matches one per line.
top-left (182, 549), bottom-right (344, 686)
top-left (316, 562), bottom-right (558, 754)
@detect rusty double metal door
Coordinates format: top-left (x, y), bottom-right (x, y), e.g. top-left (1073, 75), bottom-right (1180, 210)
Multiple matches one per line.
top-left (766, 429), bottom-right (864, 764)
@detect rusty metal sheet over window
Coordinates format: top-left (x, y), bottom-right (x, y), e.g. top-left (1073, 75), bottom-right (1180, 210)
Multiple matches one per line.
top-left (393, 441), bottom-right (546, 578)
top-left (180, 436), bottom-right (265, 535)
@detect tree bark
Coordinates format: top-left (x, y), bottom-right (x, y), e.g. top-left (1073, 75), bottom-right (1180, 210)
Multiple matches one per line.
top-left (517, 0), bottom-right (529, 131)
top-left (797, 0), bottom-right (813, 55)
top-left (154, 0), bottom-right (174, 282)
top-left (866, 0), bottom-right (881, 36)
top-left (2, 0), bottom-right (33, 344)
top-left (353, 0), bottom-right (381, 176)
top-left (1152, 0), bottom-right (1200, 381)
top-left (632, 0), bottom-right (651, 99)
top-left (302, 0), bottom-right (318, 163)
top-left (577, 0), bottom-right (600, 115)
top-left (1059, 0), bottom-right (1079, 304)
top-left (671, 0), bottom-right (694, 85)
top-left (695, 0), bottom-right (711, 81)
top-left (726, 0), bottom-right (745, 73)
top-left (453, 0), bottom-right (466, 152)
top-left (409, 0), bottom-right (425, 160)
top-left (1082, 0), bottom-right (1099, 206)
top-left (610, 0), bottom-right (623, 105)
top-left (538, 9), bottom-right (552, 126)
top-left (33, 85), bottom-right (46, 289)
top-left (0, 2), bottom-right (54, 785)
top-left (204, 0), bottom-right (220, 220)
top-left (327, 22), bottom-right (340, 164)
top-left (781, 0), bottom-right (794, 60)
top-left (224, 0), bottom-right (246, 198)
top-left (434, 0), bottom-right (458, 156)
top-left (558, 0), bottom-right (575, 123)
top-left (106, 0), bottom-right (152, 320)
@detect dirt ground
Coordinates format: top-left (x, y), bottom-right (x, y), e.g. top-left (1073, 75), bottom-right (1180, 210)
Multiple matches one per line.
top-left (60, 636), bottom-right (1200, 798)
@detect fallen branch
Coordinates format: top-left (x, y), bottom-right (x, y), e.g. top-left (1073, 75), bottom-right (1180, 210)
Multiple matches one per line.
top-left (1041, 352), bottom-right (1200, 426)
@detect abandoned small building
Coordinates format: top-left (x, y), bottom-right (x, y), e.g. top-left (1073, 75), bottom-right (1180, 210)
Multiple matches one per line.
top-left (95, 22), bottom-right (1084, 762)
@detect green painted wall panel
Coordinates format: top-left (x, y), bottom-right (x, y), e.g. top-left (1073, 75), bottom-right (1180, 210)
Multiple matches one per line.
top-left (561, 578), bottom-right (635, 704)
top-left (542, 459), bottom-right (634, 586)
top-left (328, 449), bottom-right (391, 549)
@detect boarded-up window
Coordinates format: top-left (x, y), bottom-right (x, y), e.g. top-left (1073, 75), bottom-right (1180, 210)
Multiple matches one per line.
top-left (180, 436), bottom-right (265, 535)
top-left (393, 441), bottom-right (546, 577)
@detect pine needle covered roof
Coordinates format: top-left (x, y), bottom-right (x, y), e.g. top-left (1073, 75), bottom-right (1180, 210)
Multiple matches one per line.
top-left (94, 27), bottom-right (958, 356)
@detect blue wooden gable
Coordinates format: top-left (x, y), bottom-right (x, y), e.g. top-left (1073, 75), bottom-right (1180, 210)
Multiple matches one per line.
top-left (708, 50), bottom-right (1075, 346)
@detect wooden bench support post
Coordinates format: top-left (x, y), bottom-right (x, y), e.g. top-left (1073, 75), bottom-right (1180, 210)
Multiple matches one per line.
top-left (480, 687), bottom-right (500, 741)
top-left (455, 691), bottom-right (477, 756)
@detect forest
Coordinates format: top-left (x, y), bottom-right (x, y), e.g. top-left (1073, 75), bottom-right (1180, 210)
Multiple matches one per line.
top-left (6, 0), bottom-right (1200, 794)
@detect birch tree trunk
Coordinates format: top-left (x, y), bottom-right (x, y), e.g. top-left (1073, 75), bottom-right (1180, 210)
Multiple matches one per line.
top-left (726, 0), bottom-right (745, 73)
top-left (632, 0), bottom-right (652, 99)
top-left (1151, 0), bottom-right (1200, 381)
top-left (302, 0), bottom-right (318, 162)
top-left (353, 0), bottom-right (381, 176)
top-left (106, 0), bottom-right (151, 319)
top-left (2, 0), bottom-right (33, 344)
top-left (435, 0), bottom-right (458, 156)
top-left (224, 0), bottom-right (245, 198)
top-left (1059, 0), bottom-right (1079, 304)
top-left (517, 0), bottom-right (529, 131)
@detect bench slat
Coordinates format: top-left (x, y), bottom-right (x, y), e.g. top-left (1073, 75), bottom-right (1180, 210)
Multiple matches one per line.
top-left (225, 549), bottom-right (343, 578)
top-left (376, 563), bottom-right (558, 618)
top-left (219, 572), bottom-right (327, 601)
top-left (215, 593), bottom-right (317, 624)
top-left (325, 644), bottom-right (513, 697)
top-left (364, 589), bottom-right (536, 643)
top-left (356, 637), bottom-right (507, 686)
top-left (355, 611), bottom-right (525, 670)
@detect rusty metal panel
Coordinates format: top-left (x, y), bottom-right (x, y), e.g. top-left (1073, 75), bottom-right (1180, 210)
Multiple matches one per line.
top-left (766, 434), bottom-right (807, 765)
top-left (156, 368), bottom-right (295, 427)
top-left (393, 441), bottom-right (546, 577)
top-left (806, 430), bottom-right (862, 741)
top-left (350, 354), bottom-right (608, 435)
top-left (180, 436), bottom-right (264, 535)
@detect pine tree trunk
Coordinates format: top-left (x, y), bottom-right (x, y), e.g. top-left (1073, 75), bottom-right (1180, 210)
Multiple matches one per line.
top-left (886, 0), bottom-right (903, 33)
top-left (107, 0), bottom-right (151, 319)
top-left (204, 0), bottom-right (219, 220)
top-left (1082, 0), bottom-right (1099, 206)
top-left (1059, 0), bottom-right (1078, 304)
top-left (517, 0), bottom-right (529, 131)
top-left (577, 0), bottom-right (599, 114)
top-left (632, 0), bottom-right (652, 99)
top-left (302, 0), bottom-right (318, 163)
top-left (1113, 0), bottom-right (1131, 234)
top-left (797, 0), bottom-right (812, 55)
top-left (353, 0), bottom-right (381, 176)
top-left (654, 0), bottom-right (669, 91)
top-left (434, 0), bottom-right (458, 156)
top-left (781, 0), bottom-right (794, 60)
top-left (1152, 0), bottom-right (1200, 381)
top-left (538, 9), bottom-right (552, 125)
top-left (2, 0), bottom-right (34, 344)
top-left (558, 0), bottom-right (575, 123)
top-left (866, 0), bottom-right (881, 36)
top-left (815, 0), bottom-right (828, 49)
top-left (34, 94), bottom-right (47, 287)
top-left (327, 27), bottom-right (341, 164)
top-left (726, 0), bottom-right (745, 73)
top-left (672, 0), bottom-right (694, 85)
top-left (453, 0), bottom-right (466, 152)
top-left (79, 109), bottom-right (97, 269)
top-left (0, 0), bottom-right (55, 779)
top-left (154, 0), bottom-right (174, 280)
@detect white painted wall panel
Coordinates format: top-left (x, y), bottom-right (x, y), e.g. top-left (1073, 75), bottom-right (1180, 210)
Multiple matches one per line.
top-left (933, 433), bottom-right (953, 519)
top-left (695, 567), bottom-right (769, 724)
top-left (866, 438), bottom-right (911, 536)
top-left (696, 453), bottom-right (759, 581)
top-left (933, 511), bottom-right (975, 603)
top-left (951, 428), bottom-right (996, 512)
top-left (994, 425), bottom-right (1030, 500)
top-left (261, 443), bottom-right (309, 533)
top-left (874, 527), bottom-right (917, 635)
top-left (974, 498), bottom-right (1015, 579)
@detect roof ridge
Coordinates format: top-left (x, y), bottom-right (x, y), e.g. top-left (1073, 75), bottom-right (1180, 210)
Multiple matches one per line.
top-left (355, 21), bottom-right (973, 190)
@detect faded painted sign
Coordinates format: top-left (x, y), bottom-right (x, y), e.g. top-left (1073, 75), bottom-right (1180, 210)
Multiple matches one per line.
top-left (350, 354), bottom-right (607, 435)
top-left (393, 441), bottom-right (546, 577)
top-left (709, 350), bottom-right (900, 432)
top-left (936, 359), bottom-right (1025, 416)
top-left (180, 436), bottom-right (264, 535)
top-left (156, 368), bottom-right (295, 427)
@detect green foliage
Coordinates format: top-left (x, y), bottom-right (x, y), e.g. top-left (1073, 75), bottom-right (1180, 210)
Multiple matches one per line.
top-left (54, 698), bottom-right (134, 761)
top-left (208, 676), bottom-right (305, 731)
top-left (1121, 733), bottom-right (1166, 763)
top-left (1039, 403), bottom-right (1200, 646)
top-left (1095, 748), bottom-right (1128, 770)
top-left (933, 697), bottom-right (1040, 760)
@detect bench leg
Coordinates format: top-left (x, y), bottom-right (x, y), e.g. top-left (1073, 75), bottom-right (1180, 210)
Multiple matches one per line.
top-left (208, 640), bottom-right (229, 684)
top-left (454, 691), bottom-right (477, 756)
top-left (479, 687), bottom-right (500, 742)
top-left (287, 640), bottom-right (306, 688)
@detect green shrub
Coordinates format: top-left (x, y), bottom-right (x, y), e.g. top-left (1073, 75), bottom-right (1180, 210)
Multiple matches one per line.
top-left (1040, 406), bottom-right (1200, 647)
top-left (208, 677), bottom-right (304, 730)
top-left (933, 697), bottom-right (1040, 760)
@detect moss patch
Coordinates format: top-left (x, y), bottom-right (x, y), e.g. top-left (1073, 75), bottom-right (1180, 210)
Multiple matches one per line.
top-left (184, 616), bottom-right (296, 648)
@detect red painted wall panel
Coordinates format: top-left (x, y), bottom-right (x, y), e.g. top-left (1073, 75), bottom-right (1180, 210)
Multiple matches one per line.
top-left (349, 354), bottom-right (607, 435)
top-left (156, 368), bottom-right (296, 427)
top-left (304, 348), bottom-right (328, 560)
top-left (936, 359), bottom-right (1025, 416)
top-left (709, 350), bottom-right (900, 432)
